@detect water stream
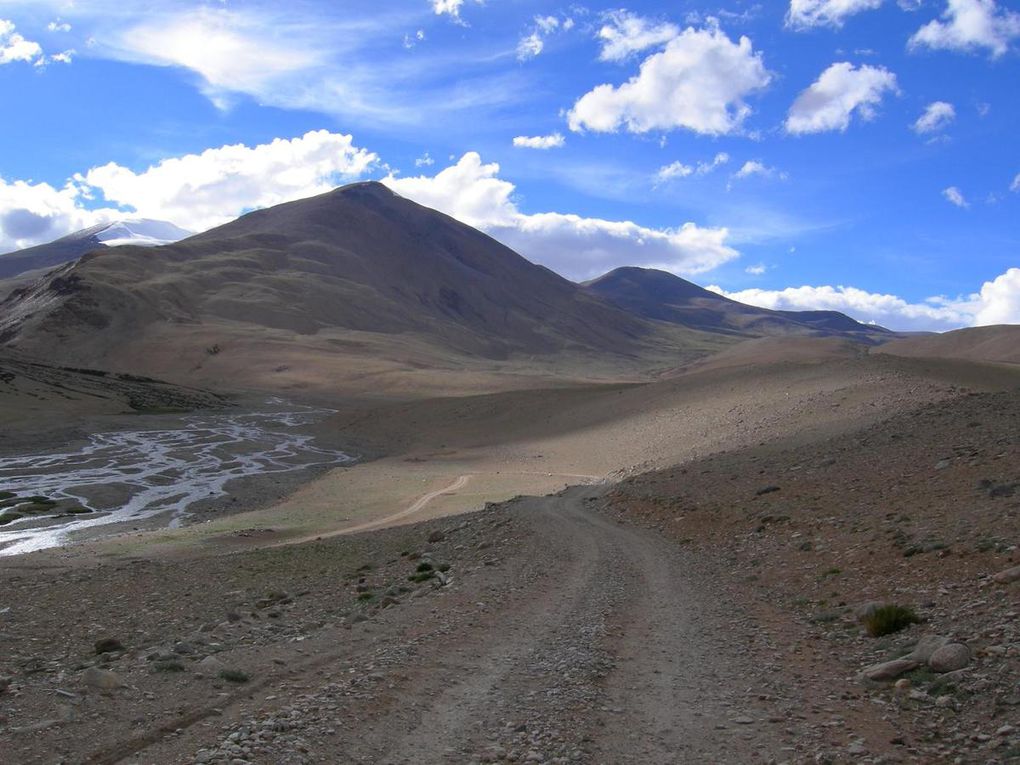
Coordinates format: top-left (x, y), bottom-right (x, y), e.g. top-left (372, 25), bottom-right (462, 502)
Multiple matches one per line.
top-left (0, 403), bottom-right (353, 556)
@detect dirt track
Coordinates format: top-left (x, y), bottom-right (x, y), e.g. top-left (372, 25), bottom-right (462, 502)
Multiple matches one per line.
top-left (4, 487), bottom-right (876, 765)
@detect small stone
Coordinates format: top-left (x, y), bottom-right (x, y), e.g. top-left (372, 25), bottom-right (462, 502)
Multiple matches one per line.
top-left (894, 678), bottom-right (911, 691)
top-left (732, 716), bottom-right (754, 725)
top-left (83, 667), bottom-right (122, 690)
top-left (863, 658), bottom-right (920, 682)
top-left (929, 643), bottom-right (971, 673)
top-left (992, 565), bottom-right (1020, 584)
top-left (996, 725), bottom-right (1015, 736)
top-left (427, 530), bottom-right (445, 543)
top-left (198, 656), bottom-right (226, 674)
top-left (94, 637), bottom-right (124, 654)
top-left (0, 675), bottom-right (10, 694)
top-left (756, 485), bottom-right (781, 496)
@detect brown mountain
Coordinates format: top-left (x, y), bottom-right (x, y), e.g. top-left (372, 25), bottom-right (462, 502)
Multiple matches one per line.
top-left (583, 266), bottom-right (892, 341)
top-left (0, 183), bottom-right (728, 396)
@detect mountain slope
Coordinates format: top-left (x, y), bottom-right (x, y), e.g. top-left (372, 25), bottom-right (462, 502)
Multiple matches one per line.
top-left (0, 184), bottom-right (728, 395)
top-left (583, 267), bottom-right (892, 341)
top-left (877, 325), bottom-right (1020, 365)
top-left (0, 219), bottom-right (192, 280)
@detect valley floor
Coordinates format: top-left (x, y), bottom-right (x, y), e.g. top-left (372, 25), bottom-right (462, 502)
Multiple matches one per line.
top-left (0, 349), bottom-right (1018, 763)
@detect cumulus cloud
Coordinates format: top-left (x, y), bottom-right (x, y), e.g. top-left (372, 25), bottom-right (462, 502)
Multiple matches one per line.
top-left (0, 177), bottom-right (121, 253)
top-left (786, 0), bottom-right (884, 29)
top-left (786, 62), bottom-right (898, 134)
top-left (597, 10), bottom-right (680, 62)
top-left (913, 101), bottom-right (956, 133)
top-left (909, 0), bottom-right (1020, 57)
top-left (568, 23), bottom-right (770, 136)
top-left (709, 268), bottom-right (1020, 330)
top-left (77, 130), bottom-right (377, 232)
top-left (942, 185), bottom-right (969, 207)
top-left (0, 130), bottom-right (376, 251)
top-left (512, 133), bottom-right (566, 149)
top-left (384, 152), bottom-right (740, 280)
top-left (0, 18), bottom-right (43, 64)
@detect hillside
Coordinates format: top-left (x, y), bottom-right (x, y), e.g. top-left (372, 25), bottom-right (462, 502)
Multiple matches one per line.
top-left (0, 184), bottom-right (729, 396)
top-left (584, 266), bottom-right (892, 341)
top-left (878, 324), bottom-right (1020, 365)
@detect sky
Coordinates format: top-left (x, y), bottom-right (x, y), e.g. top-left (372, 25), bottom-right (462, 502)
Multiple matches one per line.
top-left (0, 0), bottom-right (1017, 331)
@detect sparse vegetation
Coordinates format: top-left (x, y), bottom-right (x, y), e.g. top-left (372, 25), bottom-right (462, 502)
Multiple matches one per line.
top-left (862, 604), bottom-right (920, 637)
top-left (218, 669), bottom-right (250, 684)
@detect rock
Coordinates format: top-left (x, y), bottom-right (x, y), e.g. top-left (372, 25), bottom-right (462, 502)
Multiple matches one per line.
top-left (427, 530), bottom-right (445, 543)
top-left (756, 485), bottom-right (781, 496)
top-left (173, 641), bottom-right (196, 655)
top-left (928, 643), bottom-right (971, 673)
top-left (83, 667), bottom-right (123, 691)
top-left (198, 656), bottom-right (226, 674)
top-left (907, 634), bottom-right (951, 662)
top-left (94, 637), bottom-right (124, 654)
top-left (862, 658), bottom-right (920, 682)
top-left (992, 565), bottom-right (1020, 584)
top-left (0, 675), bottom-right (10, 694)
top-left (894, 678), bottom-right (911, 691)
top-left (732, 716), bottom-right (754, 725)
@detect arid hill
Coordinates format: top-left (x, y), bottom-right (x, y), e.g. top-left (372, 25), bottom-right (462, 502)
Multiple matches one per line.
top-left (878, 324), bottom-right (1020, 365)
top-left (584, 266), bottom-right (892, 341)
top-left (0, 184), bottom-right (730, 396)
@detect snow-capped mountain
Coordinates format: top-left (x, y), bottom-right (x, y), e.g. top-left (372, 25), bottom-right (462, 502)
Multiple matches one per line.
top-left (0, 219), bottom-right (193, 281)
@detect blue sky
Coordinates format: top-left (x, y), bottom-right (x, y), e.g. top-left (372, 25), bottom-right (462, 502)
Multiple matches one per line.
top-left (0, 0), bottom-right (1017, 330)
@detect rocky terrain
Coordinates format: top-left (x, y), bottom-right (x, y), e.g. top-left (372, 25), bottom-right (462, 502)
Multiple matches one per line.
top-left (606, 388), bottom-right (1020, 763)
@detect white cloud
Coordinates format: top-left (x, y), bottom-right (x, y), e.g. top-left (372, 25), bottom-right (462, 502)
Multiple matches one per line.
top-left (708, 271), bottom-right (1020, 331)
top-left (415, 152), bottom-right (435, 167)
top-left (698, 152), bottom-right (731, 174)
top-left (656, 162), bottom-right (694, 182)
top-left (656, 152), bottom-right (731, 184)
top-left (786, 0), bottom-right (884, 29)
top-left (733, 160), bottom-right (786, 180)
top-left (78, 130), bottom-right (378, 232)
top-left (0, 18), bottom-right (43, 64)
top-left (512, 133), bottom-right (566, 149)
top-left (384, 152), bottom-right (740, 280)
top-left (517, 32), bottom-right (544, 60)
top-left (568, 23), bottom-right (771, 136)
top-left (786, 62), bottom-right (898, 134)
top-left (518, 15), bottom-right (575, 61)
top-left (913, 101), bottom-right (956, 133)
top-left (597, 10), bottom-right (680, 62)
top-left (942, 185), bottom-right (969, 207)
top-left (47, 20), bottom-right (71, 33)
top-left (1011, 173), bottom-right (1020, 192)
top-left (971, 268), bottom-right (1020, 325)
top-left (909, 0), bottom-right (1020, 57)
top-left (745, 263), bottom-right (768, 275)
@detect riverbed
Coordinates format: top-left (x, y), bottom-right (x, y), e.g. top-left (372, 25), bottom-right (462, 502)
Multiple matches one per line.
top-left (0, 402), bottom-right (354, 555)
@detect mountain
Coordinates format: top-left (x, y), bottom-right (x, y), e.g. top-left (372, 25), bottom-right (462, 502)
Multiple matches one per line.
top-left (0, 183), bottom-right (728, 396)
top-left (0, 219), bottom-right (192, 280)
top-left (582, 267), bottom-right (892, 341)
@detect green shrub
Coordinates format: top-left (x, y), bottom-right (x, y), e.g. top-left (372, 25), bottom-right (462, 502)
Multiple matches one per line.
top-left (416, 562), bottom-right (434, 573)
top-left (218, 669), bottom-right (249, 683)
top-left (863, 605), bottom-right (920, 637)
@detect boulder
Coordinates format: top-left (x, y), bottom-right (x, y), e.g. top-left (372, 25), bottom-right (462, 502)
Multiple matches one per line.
top-left (906, 634), bottom-right (951, 663)
top-left (197, 656), bottom-right (226, 675)
top-left (929, 643), bottom-right (971, 673)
